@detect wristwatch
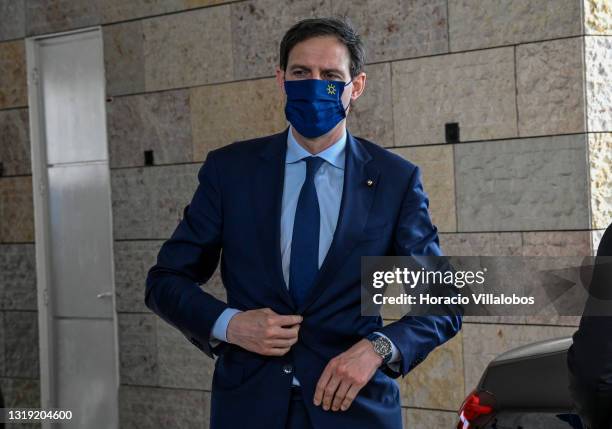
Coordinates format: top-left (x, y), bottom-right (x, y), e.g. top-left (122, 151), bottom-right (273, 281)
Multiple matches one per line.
top-left (366, 332), bottom-right (393, 365)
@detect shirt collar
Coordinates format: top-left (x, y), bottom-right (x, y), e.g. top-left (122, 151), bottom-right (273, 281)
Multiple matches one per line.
top-left (286, 125), bottom-right (346, 170)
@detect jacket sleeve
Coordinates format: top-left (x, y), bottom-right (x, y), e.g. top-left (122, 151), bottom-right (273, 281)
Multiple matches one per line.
top-left (144, 149), bottom-right (228, 359)
top-left (376, 165), bottom-right (463, 378)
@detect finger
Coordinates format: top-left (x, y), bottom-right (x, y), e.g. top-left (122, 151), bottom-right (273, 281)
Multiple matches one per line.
top-left (321, 373), bottom-right (341, 411)
top-left (265, 337), bottom-right (298, 348)
top-left (271, 314), bottom-right (303, 326)
top-left (340, 385), bottom-right (361, 411)
top-left (331, 380), bottom-right (351, 411)
top-left (262, 347), bottom-right (290, 356)
top-left (266, 325), bottom-right (299, 340)
top-left (314, 364), bottom-right (334, 405)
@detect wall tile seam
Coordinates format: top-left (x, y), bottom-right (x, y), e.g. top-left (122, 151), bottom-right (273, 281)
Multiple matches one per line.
top-left (103, 131), bottom-right (601, 172)
top-left (119, 382), bottom-right (212, 393)
top-left (0, 174), bottom-right (33, 180)
top-left (107, 73), bottom-right (273, 101)
top-left (513, 45), bottom-right (520, 138)
top-left (389, 51), bottom-right (397, 147)
top-left (357, 132), bottom-right (600, 150)
top-left (0, 35), bottom-right (24, 44)
top-left (100, 34), bottom-right (588, 98)
top-left (0, 375), bottom-right (40, 380)
top-left (445, 0), bottom-right (450, 54)
top-left (11, 28), bottom-right (592, 55)
top-left (388, 131), bottom-right (609, 150)
top-left (6, 1), bottom-right (609, 46)
top-left (0, 103), bottom-right (28, 112)
top-left (99, 30), bottom-right (612, 100)
top-left (579, 0), bottom-right (586, 36)
top-left (0, 309), bottom-right (37, 314)
top-left (0, 105), bottom-right (27, 113)
top-left (586, 132), bottom-right (594, 234)
top-left (109, 160), bottom-right (204, 171)
top-left (20, 0), bottom-right (246, 40)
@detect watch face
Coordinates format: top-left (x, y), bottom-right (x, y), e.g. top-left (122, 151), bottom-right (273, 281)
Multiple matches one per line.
top-left (373, 337), bottom-right (392, 358)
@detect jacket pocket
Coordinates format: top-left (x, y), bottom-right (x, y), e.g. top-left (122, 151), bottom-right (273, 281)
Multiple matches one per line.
top-left (214, 353), bottom-right (244, 390)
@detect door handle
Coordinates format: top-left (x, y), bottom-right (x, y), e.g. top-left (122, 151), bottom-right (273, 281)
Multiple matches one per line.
top-left (96, 291), bottom-right (113, 299)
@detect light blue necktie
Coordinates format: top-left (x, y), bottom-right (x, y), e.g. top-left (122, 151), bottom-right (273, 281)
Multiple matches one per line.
top-left (289, 156), bottom-right (325, 307)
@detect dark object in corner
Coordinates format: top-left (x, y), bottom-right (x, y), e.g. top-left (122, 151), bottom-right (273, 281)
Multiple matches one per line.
top-left (0, 161), bottom-right (4, 177)
top-left (144, 150), bottom-right (154, 166)
top-left (445, 122), bottom-right (460, 144)
top-left (567, 222), bottom-right (612, 429)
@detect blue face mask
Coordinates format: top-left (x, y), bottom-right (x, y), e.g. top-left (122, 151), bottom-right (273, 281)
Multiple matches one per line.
top-left (283, 78), bottom-right (352, 139)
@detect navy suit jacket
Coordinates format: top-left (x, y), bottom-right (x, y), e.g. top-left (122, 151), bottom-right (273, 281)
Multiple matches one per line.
top-left (145, 126), bottom-right (462, 429)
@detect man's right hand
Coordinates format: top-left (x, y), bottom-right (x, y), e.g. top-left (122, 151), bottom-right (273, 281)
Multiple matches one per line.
top-left (226, 308), bottom-right (302, 356)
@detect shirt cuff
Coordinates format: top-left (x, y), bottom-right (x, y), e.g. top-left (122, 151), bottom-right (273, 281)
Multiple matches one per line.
top-left (210, 308), bottom-right (242, 344)
top-left (373, 331), bottom-right (401, 365)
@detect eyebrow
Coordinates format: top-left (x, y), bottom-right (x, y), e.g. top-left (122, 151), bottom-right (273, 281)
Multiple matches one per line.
top-left (288, 64), bottom-right (346, 75)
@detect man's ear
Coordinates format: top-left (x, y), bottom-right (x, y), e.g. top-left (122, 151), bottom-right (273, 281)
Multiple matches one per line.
top-left (275, 66), bottom-right (286, 94)
top-left (345, 72), bottom-right (366, 114)
top-left (351, 71), bottom-right (367, 102)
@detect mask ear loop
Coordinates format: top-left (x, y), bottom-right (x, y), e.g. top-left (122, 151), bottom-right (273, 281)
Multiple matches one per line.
top-left (343, 78), bottom-right (354, 112)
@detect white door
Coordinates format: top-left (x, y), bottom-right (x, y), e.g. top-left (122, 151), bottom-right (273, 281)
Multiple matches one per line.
top-left (26, 27), bottom-right (119, 429)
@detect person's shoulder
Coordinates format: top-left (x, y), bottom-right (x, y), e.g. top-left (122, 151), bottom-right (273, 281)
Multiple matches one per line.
top-left (597, 222), bottom-right (612, 256)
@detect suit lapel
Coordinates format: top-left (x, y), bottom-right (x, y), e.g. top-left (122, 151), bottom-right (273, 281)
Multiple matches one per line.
top-left (252, 126), bottom-right (295, 310)
top-left (297, 130), bottom-right (380, 313)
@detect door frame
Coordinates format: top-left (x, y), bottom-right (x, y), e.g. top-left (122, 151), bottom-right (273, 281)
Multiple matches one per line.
top-left (25, 26), bottom-right (120, 427)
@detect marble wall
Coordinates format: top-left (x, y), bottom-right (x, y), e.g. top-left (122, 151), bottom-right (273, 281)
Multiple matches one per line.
top-left (0, 8), bottom-right (39, 418)
top-left (0, 0), bottom-right (610, 428)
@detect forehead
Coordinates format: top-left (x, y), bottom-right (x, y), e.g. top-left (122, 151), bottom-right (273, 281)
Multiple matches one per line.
top-left (286, 35), bottom-right (351, 72)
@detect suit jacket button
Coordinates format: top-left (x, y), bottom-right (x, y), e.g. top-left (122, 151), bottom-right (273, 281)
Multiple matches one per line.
top-left (283, 364), bottom-right (293, 374)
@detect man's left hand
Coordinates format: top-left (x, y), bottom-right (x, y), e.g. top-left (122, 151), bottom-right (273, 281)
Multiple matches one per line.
top-left (313, 339), bottom-right (383, 412)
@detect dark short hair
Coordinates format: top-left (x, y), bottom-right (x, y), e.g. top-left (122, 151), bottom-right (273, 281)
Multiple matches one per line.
top-left (279, 17), bottom-right (365, 79)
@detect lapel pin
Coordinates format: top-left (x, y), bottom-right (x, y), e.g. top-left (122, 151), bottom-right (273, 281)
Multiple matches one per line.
top-left (366, 179), bottom-right (374, 187)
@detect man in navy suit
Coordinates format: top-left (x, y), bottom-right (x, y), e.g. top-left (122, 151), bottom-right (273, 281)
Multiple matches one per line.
top-left (145, 17), bottom-right (462, 429)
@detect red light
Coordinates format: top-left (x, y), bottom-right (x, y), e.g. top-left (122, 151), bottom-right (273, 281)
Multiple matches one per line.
top-left (457, 391), bottom-right (494, 429)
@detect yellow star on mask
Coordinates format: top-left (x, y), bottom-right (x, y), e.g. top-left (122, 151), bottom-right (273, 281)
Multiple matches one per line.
top-left (326, 83), bottom-right (336, 95)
